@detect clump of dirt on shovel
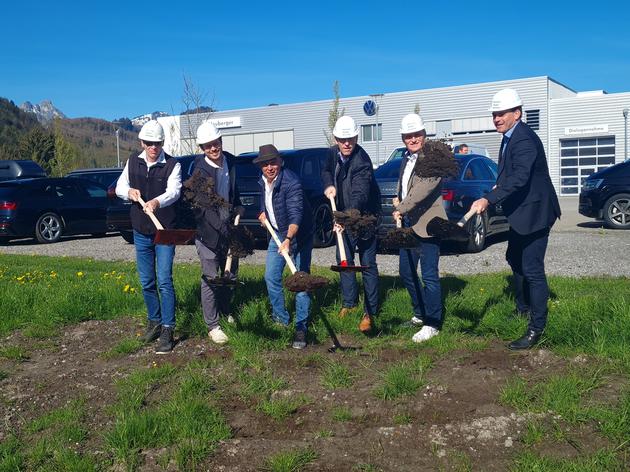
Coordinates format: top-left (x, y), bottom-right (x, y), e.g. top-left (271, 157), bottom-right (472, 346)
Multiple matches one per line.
top-left (426, 217), bottom-right (469, 241)
top-left (285, 272), bottom-right (329, 292)
top-left (379, 227), bottom-right (418, 249)
top-left (414, 140), bottom-right (459, 178)
top-left (227, 225), bottom-right (255, 258)
top-left (333, 209), bottom-right (378, 239)
top-left (182, 172), bottom-right (230, 210)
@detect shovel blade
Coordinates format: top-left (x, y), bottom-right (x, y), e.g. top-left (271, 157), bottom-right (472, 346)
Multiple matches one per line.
top-left (153, 229), bottom-right (196, 245)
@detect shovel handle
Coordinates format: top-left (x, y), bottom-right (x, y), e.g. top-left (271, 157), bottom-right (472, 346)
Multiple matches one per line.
top-left (396, 216), bottom-right (402, 229)
top-left (262, 219), bottom-right (298, 274)
top-left (328, 195), bottom-right (349, 262)
top-left (224, 214), bottom-right (241, 274)
top-left (457, 208), bottom-right (478, 227)
top-left (137, 197), bottom-right (164, 230)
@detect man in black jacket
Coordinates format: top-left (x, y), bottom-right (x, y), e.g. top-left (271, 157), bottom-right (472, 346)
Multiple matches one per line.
top-left (471, 88), bottom-right (561, 350)
top-left (115, 120), bottom-right (182, 354)
top-left (191, 121), bottom-right (242, 345)
top-left (322, 116), bottom-right (381, 333)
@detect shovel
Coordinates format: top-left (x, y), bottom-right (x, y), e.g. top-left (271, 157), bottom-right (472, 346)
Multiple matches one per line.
top-left (379, 215), bottom-right (418, 249)
top-left (426, 208), bottom-right (477, 241)
top-left (262, 219), bottom-right (328, 292)
top-left (328, 196), bottom-right (368, 273)
top-left (206, 214), bottom-right (241, 287)
top-left (137, 197), bottom-right (196, 245)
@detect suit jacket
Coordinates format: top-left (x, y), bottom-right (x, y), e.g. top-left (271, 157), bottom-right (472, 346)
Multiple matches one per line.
top-left (395, 152), bottom-right (447, 238)
top-left (485, 121), bottom-right (560, 235)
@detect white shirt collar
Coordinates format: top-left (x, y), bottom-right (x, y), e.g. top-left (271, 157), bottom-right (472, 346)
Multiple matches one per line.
top-left (204, 153), bottom-right (224, 169)
top-left (139, 149), bottom-right (166, 165)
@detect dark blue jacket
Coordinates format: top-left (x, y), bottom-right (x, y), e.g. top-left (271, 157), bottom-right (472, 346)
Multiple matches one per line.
top-left (321, 144), bottom-right (381, 216)
top-left (486, 121), bottom-right (561, 235)
top-left (258, 168), bottom-right (313, 250)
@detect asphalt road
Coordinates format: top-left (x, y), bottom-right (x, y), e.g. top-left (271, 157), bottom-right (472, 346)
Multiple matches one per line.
top-left (1, 198), bottom-right (629, 277)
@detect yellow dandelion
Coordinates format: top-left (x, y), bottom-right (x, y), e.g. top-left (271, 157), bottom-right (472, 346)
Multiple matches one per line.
top-left (77, 271), bottom-right (84, 277)
top-left (130, 287), bottom-right (136, 293)
top-left (17, 275), bottom-right (25, 281)
top-left (123, 284), bottom-right (130, 293)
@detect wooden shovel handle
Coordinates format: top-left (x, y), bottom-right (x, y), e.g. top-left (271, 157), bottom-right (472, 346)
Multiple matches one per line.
top-left (457, 208), bottom-right (478, 227)
top-left (396, 216), bottom-right (402, 229)
top-left (224, 214), bottom-right (241, 274)
top-left (137, 197), bottom-right (164, 230)
top-left (262, 219), bottom-right (298, 274)
top-left (328, 195), bottom-right (348, 262)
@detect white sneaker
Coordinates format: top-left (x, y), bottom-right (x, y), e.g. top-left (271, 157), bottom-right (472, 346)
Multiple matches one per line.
top-left (412, 326), bottom-right (439, 343)
top-left (410, 316), bottom-right (423, 326)
top-left (209, 327), bottom-right (228, 345)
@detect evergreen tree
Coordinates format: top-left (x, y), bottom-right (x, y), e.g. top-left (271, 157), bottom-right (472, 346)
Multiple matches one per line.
top-left (18, 127), bottom-right (55, 173)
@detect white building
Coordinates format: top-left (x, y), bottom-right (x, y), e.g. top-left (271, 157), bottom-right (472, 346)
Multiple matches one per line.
top-left (158, 76), bottom-right (630, 196)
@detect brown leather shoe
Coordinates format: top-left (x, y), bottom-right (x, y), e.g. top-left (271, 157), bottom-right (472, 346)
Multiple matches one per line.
top-left (338, 306), bottom-right (355, 318)
top-left (359, 314), bottom-right (372, 333)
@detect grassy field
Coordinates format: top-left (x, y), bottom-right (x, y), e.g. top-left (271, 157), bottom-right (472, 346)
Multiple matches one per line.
top-left (0, 253), bottom-right (629, 471)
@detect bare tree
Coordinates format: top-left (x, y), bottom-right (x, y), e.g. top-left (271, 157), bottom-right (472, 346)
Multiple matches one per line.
top-left (324, 80), bottom-right (345, 146)
top-left (414, 103), bottom-right (421, 115)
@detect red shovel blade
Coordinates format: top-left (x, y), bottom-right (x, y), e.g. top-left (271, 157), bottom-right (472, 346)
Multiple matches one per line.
top-left (340, 260), bottom-right (348, 267)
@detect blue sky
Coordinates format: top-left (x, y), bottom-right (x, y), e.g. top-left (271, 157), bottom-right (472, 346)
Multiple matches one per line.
top-left (2, 0), bottom-right (629, 120)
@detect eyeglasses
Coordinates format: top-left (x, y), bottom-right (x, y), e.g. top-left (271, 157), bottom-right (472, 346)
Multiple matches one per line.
top-left (142, 140), bottom-right (163, 148)
top-left (200, 140), bottom-right (222, 150)
top-left (261, 160), bottom-right (279, 167)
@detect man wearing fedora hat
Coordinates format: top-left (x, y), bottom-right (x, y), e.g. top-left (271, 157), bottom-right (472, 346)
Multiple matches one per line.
top-left (255, 144), bottom-right (314, 349)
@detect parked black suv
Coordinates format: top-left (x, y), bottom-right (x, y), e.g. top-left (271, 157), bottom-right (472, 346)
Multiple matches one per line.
top-left (579, 160), bottom-right (630, 229)
top-left (235, 147), bottom-right (334, 247)
top-left (66, 167), bottom-right (123, 187)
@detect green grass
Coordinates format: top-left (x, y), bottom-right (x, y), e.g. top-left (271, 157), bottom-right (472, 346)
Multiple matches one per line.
top-left (0, 346), bottom-right (29, 361)
top-left (103, 338), bottom-right (144, 359)
top-left (257, 395), bottom-right (309, 420)
top-left (393, 412), bottom-right (412, 425)
top-left (331, 406), bottom-right (353, 422)
top-left (106, 363), bottom-right (231, 470)
top-left (374, 355), bottom-right (432, 400)
top-left (262, 446), bottom-right (317, 472)
top-left (511, 449), bottom-right (623, 471)
top-left (321, 360), bottom-right (355, 390)
top-left (0, 370), bottom-right (7, 381)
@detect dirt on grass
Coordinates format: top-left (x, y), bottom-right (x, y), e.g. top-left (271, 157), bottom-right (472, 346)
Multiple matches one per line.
top-left (0, 318), bottom-right (625, 471)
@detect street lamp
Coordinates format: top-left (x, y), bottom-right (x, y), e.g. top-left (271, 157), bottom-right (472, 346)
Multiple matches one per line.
top-left (369, 93), bottom-right (384, 166)
top-left (115, 128), bottom-right (121, 168)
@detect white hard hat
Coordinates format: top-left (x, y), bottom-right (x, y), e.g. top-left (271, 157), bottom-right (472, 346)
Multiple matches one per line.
top-left (332, 116), bottom-right (359, 139)
top-left (196, 121), bottom-right (222, 145)
top-left (489, 88), bottom-right (523, 112)
top-left (399, 113), bottom-right (425, 134)
top-left (138, 120), bottom-right (165, 141)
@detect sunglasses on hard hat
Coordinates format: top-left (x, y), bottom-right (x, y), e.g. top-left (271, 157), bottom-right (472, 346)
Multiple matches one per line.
top-left (142, 140), bottom-right (163, 148)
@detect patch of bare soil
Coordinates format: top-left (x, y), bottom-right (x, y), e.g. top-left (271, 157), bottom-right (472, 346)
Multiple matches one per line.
top-left (0, 319), bottom-right (624, 471)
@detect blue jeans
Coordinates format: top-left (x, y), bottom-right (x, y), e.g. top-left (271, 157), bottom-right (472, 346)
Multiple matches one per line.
top-left (399, 238), bottom-right (442, 329)
top-left (134, 230), bottom-right (176, 327)
top-left (265, 238), bottom-right (312, 332)
top-left (336, 232), bottom-right (379, 316)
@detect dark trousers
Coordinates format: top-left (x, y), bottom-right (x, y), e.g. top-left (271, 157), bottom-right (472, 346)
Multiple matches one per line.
top-left (505, 227), bottom-right (550, 333)
top-left (336, 232), bottom-right (379, 316)
top-left (399, 239), bottom-right (442, 329)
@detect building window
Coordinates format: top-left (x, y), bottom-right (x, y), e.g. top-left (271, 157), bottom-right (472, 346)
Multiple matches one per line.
top-left (361, 124), bottom-right (382, 142)
top-left (559, 136), bottom-right (615, 194)
top-left (525, 110), bottom-right (540, 130)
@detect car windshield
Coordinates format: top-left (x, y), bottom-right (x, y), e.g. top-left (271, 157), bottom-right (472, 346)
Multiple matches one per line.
top-left (235, 160), bottom-right (260, 179)
top-left (374, 158), bottom-right (402, 179)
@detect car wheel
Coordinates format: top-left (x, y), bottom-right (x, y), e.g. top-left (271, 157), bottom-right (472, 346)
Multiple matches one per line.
top-left (312, 202), bottom-right (334, 247)
top-left (603, 193), bottom-right (630, 229)
top-left (35, 212), bottom-right (63, 243)
top-left (120, 230), bottom-right (135, 244)
top-left (465, 212), bottom-right (488, 253)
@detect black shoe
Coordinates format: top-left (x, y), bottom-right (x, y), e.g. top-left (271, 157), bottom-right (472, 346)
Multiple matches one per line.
top-left (155, 326), bottom-right (175, 354)
top-left (508, 329), bottom-right (542, 350)
top-left (141, 320), bottom-right (162, 343)
top-left (292, 330), bottom-right (307, 350)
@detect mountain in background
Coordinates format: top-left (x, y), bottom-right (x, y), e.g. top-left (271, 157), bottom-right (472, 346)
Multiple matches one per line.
top-left (131, 111), bottom-right (169, 128)
top-left (20, 100), bottom-right (66, 124)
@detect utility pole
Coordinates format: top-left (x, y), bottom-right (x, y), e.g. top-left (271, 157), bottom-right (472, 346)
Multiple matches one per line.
top-left (623, 108), bottom-right (629, 161)
top-left (115, 128), bottom-right (121, 167)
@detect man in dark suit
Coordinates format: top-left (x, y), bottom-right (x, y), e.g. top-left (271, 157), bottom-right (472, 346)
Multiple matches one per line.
top-left (471, 88), bottom-right (561, 350)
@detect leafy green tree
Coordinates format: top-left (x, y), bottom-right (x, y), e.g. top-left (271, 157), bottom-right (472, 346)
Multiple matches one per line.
top-left (325, 80), bottom-right (345, 145)
top-left (51, 126), bottom-right (85, 176)
top-left (18, 127), bottom-right (55, 173)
